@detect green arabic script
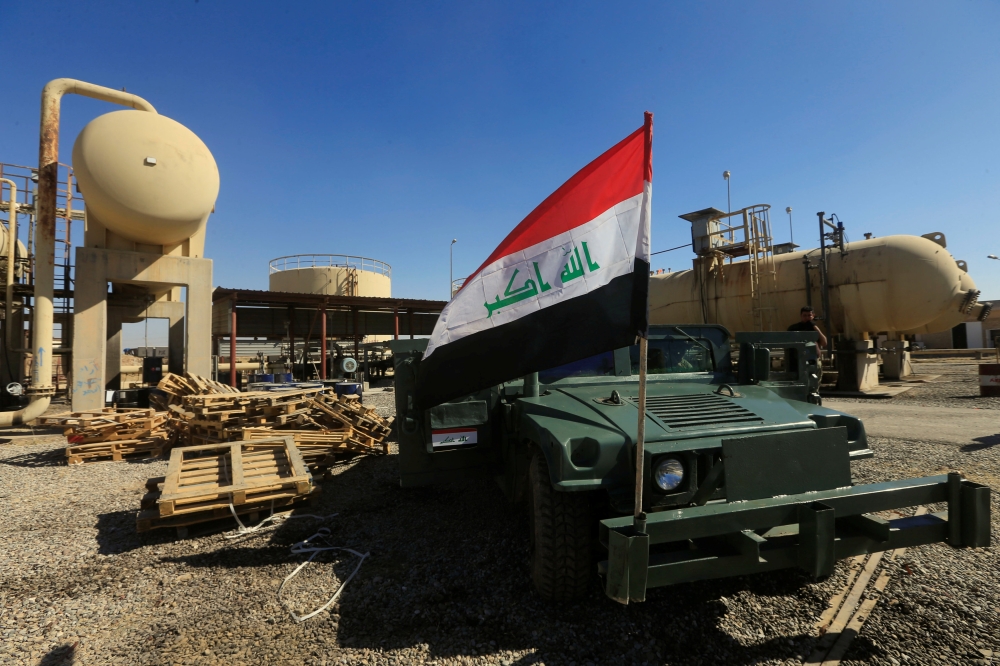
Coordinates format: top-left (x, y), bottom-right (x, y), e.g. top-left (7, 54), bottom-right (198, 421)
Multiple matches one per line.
top-left (560, 241), bottom-right (600, 284)
top-left (484, 268), bottom-right (538, 318)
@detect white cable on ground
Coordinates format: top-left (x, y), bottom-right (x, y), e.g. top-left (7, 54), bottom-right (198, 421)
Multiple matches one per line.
top-left (278, 527), bottom-right (370, 622)
top-left (217, 456), bottom-right (367, 622)
top-left (223, 499), bottom-right (339, 539)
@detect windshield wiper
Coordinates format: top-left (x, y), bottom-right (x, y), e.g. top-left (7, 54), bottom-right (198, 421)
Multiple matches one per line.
top-left (671, 326), bottom-right (714, 357)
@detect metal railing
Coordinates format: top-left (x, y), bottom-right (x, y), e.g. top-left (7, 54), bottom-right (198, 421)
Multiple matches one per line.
top-left (268, 254), bottom-right (391, 278)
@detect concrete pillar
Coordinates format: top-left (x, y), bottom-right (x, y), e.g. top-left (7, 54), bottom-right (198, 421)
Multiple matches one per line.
top-left (72, 247), bottom-right (212, 411)
top-left (882, 340), bottom-right (912, 380)
top-left (835, 339), bottom-right (880, 392)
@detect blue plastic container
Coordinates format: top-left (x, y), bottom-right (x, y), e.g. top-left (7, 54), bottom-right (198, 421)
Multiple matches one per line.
top-left (334, 382), bottom-right (363, 397)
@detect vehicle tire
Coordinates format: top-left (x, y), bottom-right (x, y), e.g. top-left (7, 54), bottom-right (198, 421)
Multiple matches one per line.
top-left (528, 448), bottom-right (593, 601)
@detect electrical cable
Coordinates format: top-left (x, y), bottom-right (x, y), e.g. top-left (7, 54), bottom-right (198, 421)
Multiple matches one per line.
top-left (651, 243), bottom-right (692, 256)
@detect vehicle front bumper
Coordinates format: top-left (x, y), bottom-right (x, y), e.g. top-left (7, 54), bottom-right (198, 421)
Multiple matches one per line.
top-left (598, 473), bottom-right (990, 604)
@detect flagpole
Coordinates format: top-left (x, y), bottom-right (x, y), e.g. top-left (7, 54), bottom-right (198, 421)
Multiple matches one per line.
top-left (634, 336), bottom-right (648, 531)
top-left (634, 110), bottom-right (653, 533)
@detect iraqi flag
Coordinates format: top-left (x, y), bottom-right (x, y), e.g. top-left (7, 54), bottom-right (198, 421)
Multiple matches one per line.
top-left (414, 112), bottom-right (653, 408)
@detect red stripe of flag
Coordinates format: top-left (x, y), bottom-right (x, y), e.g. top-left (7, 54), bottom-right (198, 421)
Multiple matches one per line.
top-left (464, 119), bottom-right (652, 286)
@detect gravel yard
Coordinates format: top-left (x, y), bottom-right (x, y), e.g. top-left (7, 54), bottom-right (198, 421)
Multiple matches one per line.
top-left (831, 360), bottom-right (1000, 411)
top-left (1, 381), bottom-right (997, 666)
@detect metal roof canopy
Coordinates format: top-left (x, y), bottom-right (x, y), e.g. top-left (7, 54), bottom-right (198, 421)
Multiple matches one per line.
top-left (211, 287), bottom-right (446, 340)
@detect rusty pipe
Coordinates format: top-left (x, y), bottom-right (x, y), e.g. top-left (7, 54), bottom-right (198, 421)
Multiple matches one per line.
top-left (1, 178), bottom-right (17, 351)
top-left (0, 79), bottom-right (156, 427)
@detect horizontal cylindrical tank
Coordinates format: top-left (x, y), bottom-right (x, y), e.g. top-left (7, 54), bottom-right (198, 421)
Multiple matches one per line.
top-left (650, 234), bottom-right (976, 337)
top-left (269, 255), bottom-right (391, 297)
top-left (72, 110), bottom-right (219, 245)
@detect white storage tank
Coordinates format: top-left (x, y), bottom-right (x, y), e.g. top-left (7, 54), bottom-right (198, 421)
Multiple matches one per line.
top-left (269, 255), bottom-right (391, 297)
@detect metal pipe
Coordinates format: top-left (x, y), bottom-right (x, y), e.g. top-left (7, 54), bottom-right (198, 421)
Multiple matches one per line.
top-left (229, 302), bottom-right (237, 388)
top-left (817, 212), bottom-right (833, 356)
top-left (217, 361), bottom-right (257, 372)
top-left (523, 372), bottom-right (539, 398)
top-left (0, 79), bottom-right (156, 427)
top-left (393, 305), bottom-right (399, 341)
top-left (1, 178), bottom-right (17, 350)
top-left (320, 304), bottom-right (327, 380)
top-left (634, 337), bottom-right (649, 522)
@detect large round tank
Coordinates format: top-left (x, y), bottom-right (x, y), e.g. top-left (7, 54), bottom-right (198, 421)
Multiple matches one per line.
top-left (650, 234), bottom-right (976, 337)
top-left (71, 110), bottom-right (219, 245)
top-left (269, 255), bottom-right (391, 297)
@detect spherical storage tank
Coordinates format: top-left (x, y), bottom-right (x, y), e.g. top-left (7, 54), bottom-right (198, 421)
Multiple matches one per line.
top-left (72, 110), bottom-right (219, 245)
top-left (269, 255), bottom-right (391, 297)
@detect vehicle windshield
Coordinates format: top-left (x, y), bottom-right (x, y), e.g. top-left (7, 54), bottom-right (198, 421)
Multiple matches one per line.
top-left (630, 338), bottom-right (714, 374)
top-left (536, 334), bottom-right (716, 384)
top-left (538, 351), bottom-right (615, 383)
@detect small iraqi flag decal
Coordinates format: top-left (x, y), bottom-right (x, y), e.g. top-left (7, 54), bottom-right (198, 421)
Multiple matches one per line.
top-left (431, 428), bottom-right (479, 448)
top-left (415, 113), bottom-right (653, 408)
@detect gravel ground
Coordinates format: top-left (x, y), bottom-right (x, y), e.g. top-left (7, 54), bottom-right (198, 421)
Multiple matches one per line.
top-left (1, 385), bottom-right (996, 666)
top-left (831, 360), bottom-right (1000, 410)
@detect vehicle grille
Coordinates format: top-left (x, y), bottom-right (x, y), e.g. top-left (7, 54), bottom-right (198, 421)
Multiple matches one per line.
top-left (644, 394), bottom-right (764, 430)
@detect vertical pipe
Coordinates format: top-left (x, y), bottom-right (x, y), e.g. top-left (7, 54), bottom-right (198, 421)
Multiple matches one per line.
top-left (634, 337), bottom-right (648, 526)
top-left (817, 212), bottom-right (832, 355)
top-left (320, 304), bottom-right (327, 380)
top-left (393, 305), bottom-right (399, 341)
top-left (32, 90), bottom-right (59, 395)
top-left (289, 306), bottom-right (295, 381)
top-left (523, 372), bottom-right (539, 397)
top-left (229, 299), bottom-right (237, 388)
top-left (352, 307), bottom-right (359, 367)
top-left (408, 309), bottom-right (414, 340)
top-left (2, 179), bottom-right (18, 349)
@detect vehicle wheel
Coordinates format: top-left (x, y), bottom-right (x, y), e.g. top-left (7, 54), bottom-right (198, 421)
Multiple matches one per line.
top-left (528, 449), bottom-right (592, 601)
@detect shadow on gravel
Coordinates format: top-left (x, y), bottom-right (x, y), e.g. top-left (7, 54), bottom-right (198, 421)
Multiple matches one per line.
top-left (962, 434), bottom-right (1000, 452)
top-left (37, 641), bottom-right (77, 665)
top-left (96, 509), bottom-right (174, 554)
top-left (0, 447), bottom-right (66, 467)
top-left (183, 454), bottom-right (826, 665)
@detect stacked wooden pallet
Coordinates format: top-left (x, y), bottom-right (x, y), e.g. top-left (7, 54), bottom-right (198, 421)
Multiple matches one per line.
top-left (136, 436), bottom-right (315, 532)
top-left (155, 372), bottom-right (242, 449)
top-left (308, 393), bottom-right (394, 454)
top-left (156, 372), bottom-right (241, 407)
top-left (176, 386), bottom-right (330, 444)
top-left (242, 428), bottom-right (357, 470)
top-left (39, 407), bottom-right (170, 464)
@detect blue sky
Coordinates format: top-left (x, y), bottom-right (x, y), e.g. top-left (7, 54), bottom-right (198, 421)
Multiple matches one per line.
top-left (3, 0), bottom-right (999, 318)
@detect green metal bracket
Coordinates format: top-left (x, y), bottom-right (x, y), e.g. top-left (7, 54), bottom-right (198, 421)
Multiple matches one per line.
top-left (605, 525), bottom-right (649, 604)
top-left (798, 501), bottom-right (836, 579)
top-left (950, 473), bottom-right (991, 548)
top-left (841, 513), bottom-right (890, 542)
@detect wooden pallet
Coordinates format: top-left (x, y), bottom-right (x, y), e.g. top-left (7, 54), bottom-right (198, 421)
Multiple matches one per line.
top-left (39, 407), bottom-right (157, 426)
top-left (158, 438), bottom-right (312, 517)
top-left (136, 486), bottom-right (320, 532)
top-left (240, 428), bottom-right (366, 469)
top-left (308, 395), bottom-right (394, 453)
top-left (66, 437), bottom-right (166, 465)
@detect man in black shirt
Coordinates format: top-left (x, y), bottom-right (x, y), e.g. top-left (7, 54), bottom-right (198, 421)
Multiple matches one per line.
top-left (788, 306), bottom-right (828, 348)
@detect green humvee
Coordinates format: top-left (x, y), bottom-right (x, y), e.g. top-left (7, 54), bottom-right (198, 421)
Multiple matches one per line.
top-left (391, 325), bottom-right (990, 603)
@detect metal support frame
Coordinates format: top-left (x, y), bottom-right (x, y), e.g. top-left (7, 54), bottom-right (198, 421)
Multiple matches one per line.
top-left (600, 473), bottom-right (990, 603)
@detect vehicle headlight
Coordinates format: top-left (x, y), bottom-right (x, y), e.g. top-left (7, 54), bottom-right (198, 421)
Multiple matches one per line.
top-left (653, 457), bottom-right (685, 492)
